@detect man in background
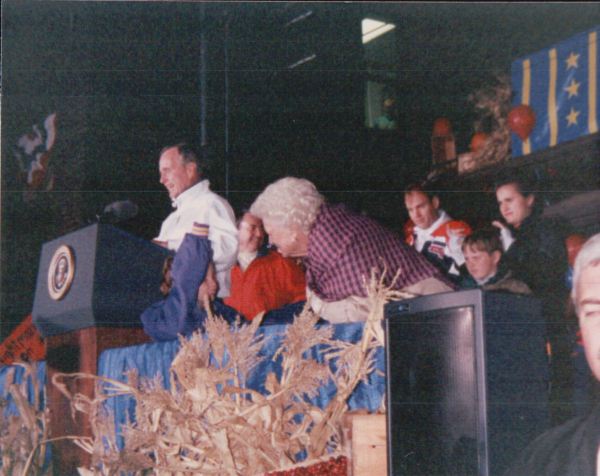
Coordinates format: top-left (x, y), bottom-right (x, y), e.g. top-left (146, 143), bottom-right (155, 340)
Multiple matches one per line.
top-left (404, 184), bottom-right (472, 283)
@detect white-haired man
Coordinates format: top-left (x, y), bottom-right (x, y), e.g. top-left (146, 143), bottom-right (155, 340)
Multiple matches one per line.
top-left (250, 177), bottom-right (454, 323)
top-left (154, 143), bottom-right (238, 297)
top-left (505, 232), bottom-right (600, 476)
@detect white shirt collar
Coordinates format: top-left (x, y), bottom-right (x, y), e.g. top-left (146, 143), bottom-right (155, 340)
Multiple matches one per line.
top-left (414, 209), bottom-right (451, 235)
top-left (172, 179), bottom-right (210, 209)
top-left (237, 250), bottom-right (258, 271)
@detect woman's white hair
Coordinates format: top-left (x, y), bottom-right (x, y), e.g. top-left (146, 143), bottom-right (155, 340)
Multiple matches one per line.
top-left (571, 232), bottom-right (600, 309)
top-left (249, 177), bottom-right (325, 233)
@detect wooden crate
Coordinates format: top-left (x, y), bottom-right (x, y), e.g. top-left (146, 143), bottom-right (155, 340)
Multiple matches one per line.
top-left (344, 412), bottom-right (388, 476)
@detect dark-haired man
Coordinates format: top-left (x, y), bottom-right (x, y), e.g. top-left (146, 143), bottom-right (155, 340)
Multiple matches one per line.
top-left (154, 143), bottom-right (238, 297)
top-left (404, 184), bottom-right (472, 282)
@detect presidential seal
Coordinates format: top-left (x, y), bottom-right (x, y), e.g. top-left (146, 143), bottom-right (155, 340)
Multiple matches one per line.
top-left (48, 245), bottom-right (75, 300)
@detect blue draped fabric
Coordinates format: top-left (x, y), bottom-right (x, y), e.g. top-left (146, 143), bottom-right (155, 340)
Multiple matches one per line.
top-left (0, 361), bottom-right (51, 472)
top-left (97, 322), bottom-right (386, 449)
top-left (0, 361), bottom-right (47, 417)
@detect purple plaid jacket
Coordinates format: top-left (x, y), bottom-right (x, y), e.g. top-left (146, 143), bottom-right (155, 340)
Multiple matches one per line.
top-left (305, 204), bottom-right (452, 301)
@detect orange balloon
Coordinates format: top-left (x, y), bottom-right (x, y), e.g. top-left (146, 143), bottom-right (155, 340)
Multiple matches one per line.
top-left (470, 132), bottom-right (489, 153)
top-left (432, 117), bottom-right (452, 136)
top-left (508, 105), bottom-right (536, 140)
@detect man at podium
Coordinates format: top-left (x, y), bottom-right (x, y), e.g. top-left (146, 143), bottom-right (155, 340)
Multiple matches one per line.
top-left (154, 143), bottom-right (238, 298)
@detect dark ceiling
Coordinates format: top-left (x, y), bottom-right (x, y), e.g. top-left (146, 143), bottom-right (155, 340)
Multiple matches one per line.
top-left (3, 3), bottom-right (599, 189)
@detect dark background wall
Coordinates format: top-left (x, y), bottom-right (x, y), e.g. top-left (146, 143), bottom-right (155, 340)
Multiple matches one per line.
top-left (2, 1), bottom-right (600, 339)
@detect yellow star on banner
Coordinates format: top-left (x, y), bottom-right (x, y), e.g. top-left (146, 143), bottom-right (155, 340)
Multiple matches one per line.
top-left (565, 52), bottom-right (580, 69)
top-left (564, 78), bottom-right (581, 98)
top-left (566, 107), bottom-right (580, 126)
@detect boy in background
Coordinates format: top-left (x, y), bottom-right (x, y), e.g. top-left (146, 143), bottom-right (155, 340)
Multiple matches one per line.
top-left (460, 228), bottom-right (531, 295)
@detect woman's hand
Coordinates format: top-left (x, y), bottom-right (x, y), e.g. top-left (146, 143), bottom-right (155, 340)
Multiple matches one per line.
top-left (492, 220), bottom-right (515, 251)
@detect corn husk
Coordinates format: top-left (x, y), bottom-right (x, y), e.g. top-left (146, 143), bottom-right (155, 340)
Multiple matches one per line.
top-left (0, 362), bottom-right (51, 476)
top-left (468, 75), bottom-right (512, 169)
top-left (45, 269), bottom-right (399, 475)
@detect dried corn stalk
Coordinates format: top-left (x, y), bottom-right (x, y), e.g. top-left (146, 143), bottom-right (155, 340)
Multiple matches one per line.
top-left (468, 75), bottom-right (512, 168)
top-left (0, 362), bottom-right (51, 476)
top-left (51, 270), bottom-right (400, 475)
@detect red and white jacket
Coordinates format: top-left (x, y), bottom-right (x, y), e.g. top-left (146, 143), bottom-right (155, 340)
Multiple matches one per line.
top-left (404, 210), bottom-right (472, 278)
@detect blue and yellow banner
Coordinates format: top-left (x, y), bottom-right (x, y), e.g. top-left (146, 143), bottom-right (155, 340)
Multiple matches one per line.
top-left (511, 27), bottom-right (599, 156)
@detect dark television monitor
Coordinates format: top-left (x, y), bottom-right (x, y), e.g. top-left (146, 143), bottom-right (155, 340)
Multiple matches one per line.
top-left (384, 289), bottom-right (550, 476)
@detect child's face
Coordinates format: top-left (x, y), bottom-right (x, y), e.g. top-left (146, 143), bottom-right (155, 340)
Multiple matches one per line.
top-left (463, 245), bottom-right (501, 281)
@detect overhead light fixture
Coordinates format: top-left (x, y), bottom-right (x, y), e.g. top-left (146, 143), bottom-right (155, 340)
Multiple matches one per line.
top-left (288, 53), bottom-right (317, 69)
top-left (285, 10), bottom-right (313, 28)
top-left (362, 18), bottom-right (396, 44)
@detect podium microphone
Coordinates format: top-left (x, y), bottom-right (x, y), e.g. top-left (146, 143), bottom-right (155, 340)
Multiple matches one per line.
top-left (97, 200), bottom-right (139, 224)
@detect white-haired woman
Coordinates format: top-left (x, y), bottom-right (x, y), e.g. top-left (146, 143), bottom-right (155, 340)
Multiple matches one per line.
top-left (250, 177), bottom-right (454, 323)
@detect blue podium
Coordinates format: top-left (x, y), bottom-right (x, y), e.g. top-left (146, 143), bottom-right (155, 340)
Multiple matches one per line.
top-left (31, 223), bottom-right (170, 474)
top-left (32, 223), bottom-right (170, 337)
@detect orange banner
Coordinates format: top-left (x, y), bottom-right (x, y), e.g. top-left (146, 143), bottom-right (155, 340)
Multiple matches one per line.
top-left (0, 315), bottom-right (46, 365)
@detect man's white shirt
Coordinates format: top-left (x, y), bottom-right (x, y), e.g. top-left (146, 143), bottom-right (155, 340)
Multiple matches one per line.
top-left (155, 180), bottom-right (238, 297)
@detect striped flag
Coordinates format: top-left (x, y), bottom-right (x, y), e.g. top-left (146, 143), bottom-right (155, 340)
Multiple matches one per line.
top-left (511, 27), bottom-right (598, 157)
top-left (13, 112), bottom-right (57, 191)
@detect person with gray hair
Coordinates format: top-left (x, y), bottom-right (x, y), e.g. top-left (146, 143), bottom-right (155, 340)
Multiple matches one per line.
top-left (154, 143), bottom-right (238, 297)
top-left (250, 177), bottom-right (454, 323)
top-left (249, 177), bottom-right (325, 242)
top-left (504, 232), bottom-right (600, 476)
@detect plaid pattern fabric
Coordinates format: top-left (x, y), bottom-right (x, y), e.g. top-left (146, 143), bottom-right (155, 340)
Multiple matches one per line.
top-left (305, 204), bottom-right (449, 300)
